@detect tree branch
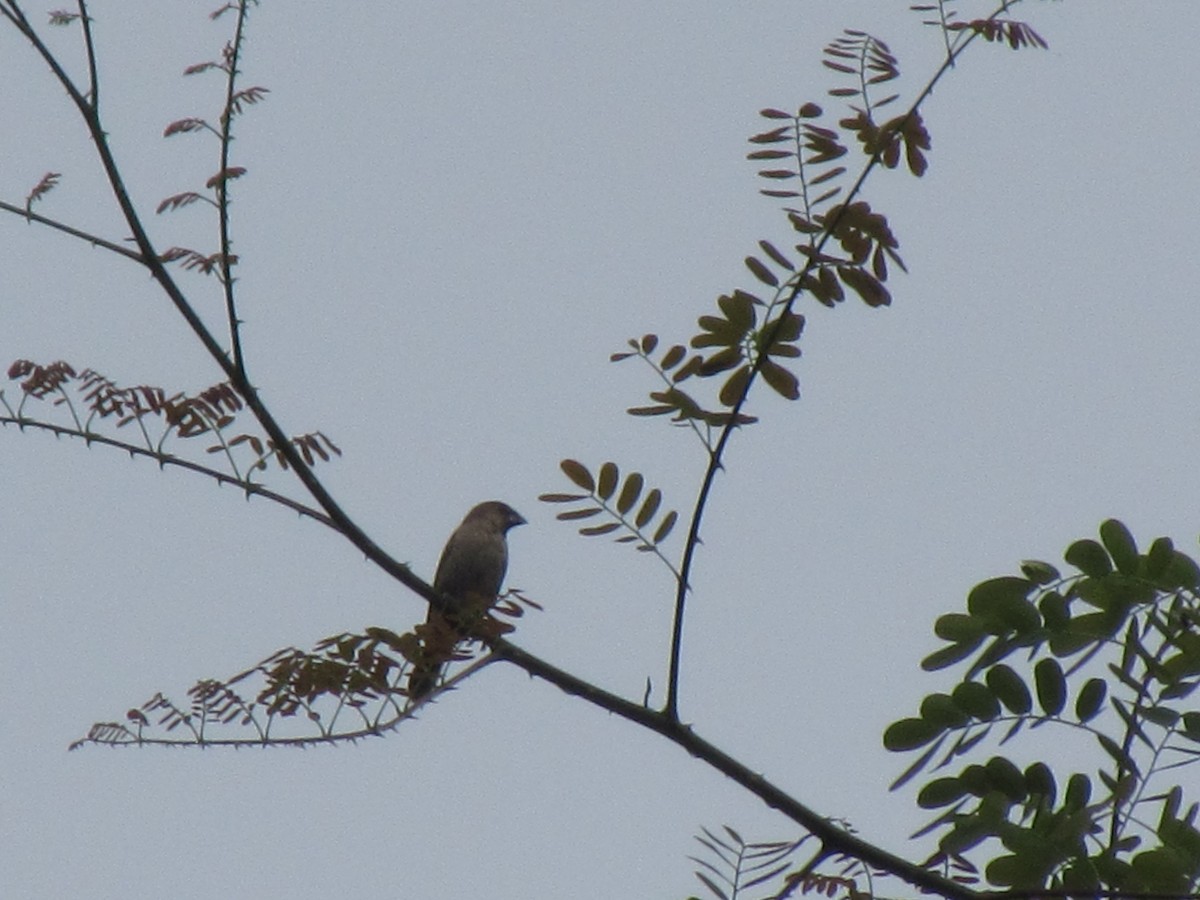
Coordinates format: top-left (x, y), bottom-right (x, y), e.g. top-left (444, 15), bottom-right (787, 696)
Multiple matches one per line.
top-left (492, 638), bottom-right (975, 900)
top-left (0, 414), bottom-right (337, 529)
top-left (0, 199), bottom-right (144, 261)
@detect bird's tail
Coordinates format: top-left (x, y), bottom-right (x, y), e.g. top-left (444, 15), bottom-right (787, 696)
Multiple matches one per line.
top-left (407, 661), bottom-right (441, 700)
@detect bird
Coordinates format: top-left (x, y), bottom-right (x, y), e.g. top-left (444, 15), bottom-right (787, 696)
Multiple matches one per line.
top-left (407, 500), bottom-right (526, 699)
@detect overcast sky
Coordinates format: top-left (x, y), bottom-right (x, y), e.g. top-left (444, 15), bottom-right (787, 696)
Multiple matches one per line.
top-left (3, 2), bottom-right (1199, 898)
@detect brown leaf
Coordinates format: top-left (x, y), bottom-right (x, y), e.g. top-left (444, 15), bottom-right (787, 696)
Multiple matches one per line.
top-left (761, 359), bottom-right (800, 400)
top-left (560, 459), bottom-right (594, 491)
top-left (597, 461), bottom-right (618, 500)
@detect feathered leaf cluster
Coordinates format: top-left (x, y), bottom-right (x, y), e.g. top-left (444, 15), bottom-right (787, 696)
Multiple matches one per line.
top-left (73, 591), bottom-right (539, 749)
top-left (541, 459), bottom-right (680, 572)
top-left (24, 171), bottom-right (61, 211)
top-left (687, 821), bottom-right (888, 900)
top-left (613, 291), bottom-right (804, 431)
top-left (885, 519), bottom-right (1200, 892)
top-left (3, 359), bottom-right (340, 480)
top-left (688, 825), bottom-right (812, 900)
top-left (910, 3), bottom-right (1048, 52)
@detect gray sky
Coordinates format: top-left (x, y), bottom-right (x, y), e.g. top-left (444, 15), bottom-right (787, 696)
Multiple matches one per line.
top-left (3, 2), bottom-right (1199, 897)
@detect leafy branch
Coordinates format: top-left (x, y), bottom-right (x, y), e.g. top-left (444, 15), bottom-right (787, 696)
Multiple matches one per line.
top-left (74, 591), bottom-right (540, 749)
top-left (540, 458), bottom-right (682, 580)
top-left (4, 359), bottom-right (340, 483)
top-left (657, 1), bottom-right (1042, 725)
top-left (885, 520), bottom-right (1200, 893)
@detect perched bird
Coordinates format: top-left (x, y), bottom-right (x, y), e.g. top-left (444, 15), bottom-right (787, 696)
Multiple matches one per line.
top-left (407, 500), bottom-right (526, 699)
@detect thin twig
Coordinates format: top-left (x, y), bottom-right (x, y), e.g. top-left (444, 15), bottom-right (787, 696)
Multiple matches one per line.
top-left (0, 199), bottom-right (143, 261)
top-left (0, 414), bottom-right (336, 529)
top-left (217, 1), bottom-right (251, 380)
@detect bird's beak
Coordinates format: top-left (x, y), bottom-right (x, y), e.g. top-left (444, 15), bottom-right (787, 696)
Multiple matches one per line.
top-left (510, 510), bottom-right (527, 529)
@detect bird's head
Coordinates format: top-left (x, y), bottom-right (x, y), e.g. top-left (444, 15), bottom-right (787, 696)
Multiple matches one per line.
top-left (466, 500), bottom-right (526, 533)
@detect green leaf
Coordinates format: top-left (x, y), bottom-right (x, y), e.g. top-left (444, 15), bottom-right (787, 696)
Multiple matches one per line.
top-left (1142, 704), bottom-right (1179, 729)
top-left (957, 763), bottom-right (990, 797)
top-left (940, 817), bottom-right (995, 855)
top-left (1181, 711), bottom-right (1200, 741)
top-left (935, 613), bottom-right (987, 642)
top-left (918, 777), bottom-right (968, 809)
top-left (968, 576), bottom-right (1033, 619)
top-left (1034, 658), bottom-right (1066, 716)
top-left (1065, 539), bottom-right (1112, 577)
top-left (1097, 732), bottom-right (1138, 774)
top-left (920, 693), bottom-right (969, 729)
top-left (1162, 550), bottom-right (1200, 590)
top-left (921, 640), bottom-right (981, 672)
top-left (986, 664), bottom-right (1031, 714)
top-left (966, 578), bottom-right (1041, 634)
top-left (1024, 762), bottom-right (1055, 804)
top-left (883, 716), bottom-right (944, 751)
top-left (1131, 847), bottom-right (1192, 892)
top-left (1099, 519), bottom-right (1139, 575)
top-left (1074, 678), bottom-right (1106, 723)
top-left (953, 681), bottom-right (999, 721)
top-left (1019, 559), bottom-right (1060, 585)
top-left (890, 734), bottom-right (946, 790)
top-left (1146, 536), bottom-right (1175, 579)
top-left (1068, 611), bottom-right (1124, 641)
top-left (1063, 773), bottom-right (1092, 811)
top-left (985, 756), bottom-right (1027, 801)
top-left (1038, 590), bottom-right (1070, 631)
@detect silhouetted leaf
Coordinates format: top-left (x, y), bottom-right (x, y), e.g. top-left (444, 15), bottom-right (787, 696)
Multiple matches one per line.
top-left (760, 360), bottom-right (799, 400)
top-left (884, 716), bottom-right (944, 751)
top-left (560, 459), bottom-right (593, 491)
top-left (919, 777), bottom-right (968, 809)
top-left (580, 522), bottom-right (621, 537)
top-left (557, 507), bottom-right (602, 521)
top-left (1019, 559), bottom-right (1060, 585)
top-left (1074, 678), bottom-right (1106, 723)
top-left (1034, 658), bottom-right (1065, 716)
top-left (745, 256), bottom-right (778, 287)
top-left (653, 511), bottom-right (678, 544)
top-left (1099, 519), bottom-right (1139, 575)
top-left (617, 473), bottom-right (643, 514)
top-left (597, 462), bottom-right (619, 500)
top-left (986, 665), bottom-right (1031, 714)
top-left (1065, 539), bottom-right (1112, 577)
top-left (952, 681), bottom-right (999, 721)
top-left (719, 366), bottom-right (752, 407)
top-left (661, 345), bottom-right (687, 370)
top-left (635, 489), bottom-right (662, 528)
